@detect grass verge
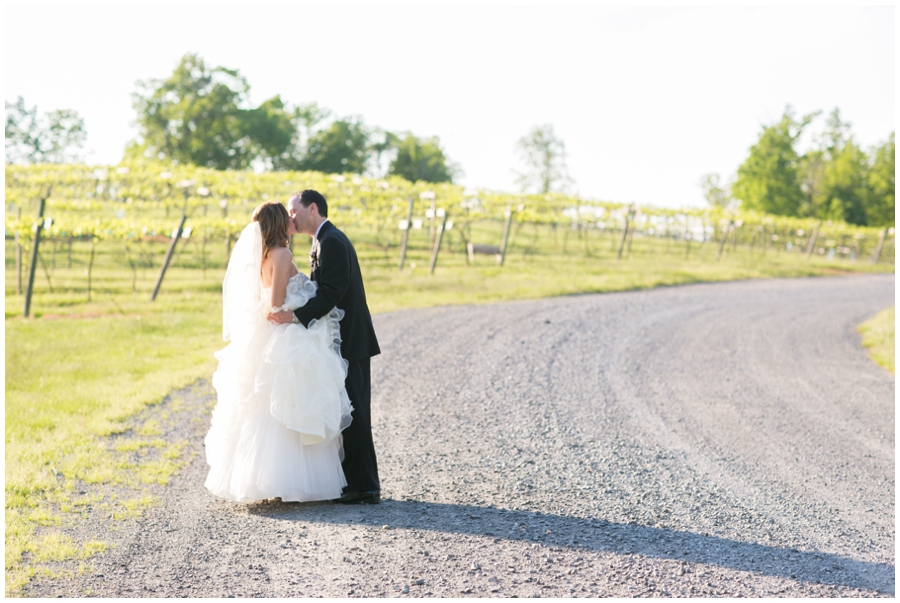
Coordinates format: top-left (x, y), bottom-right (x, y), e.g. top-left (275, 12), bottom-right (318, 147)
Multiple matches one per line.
top-left (858, 306), bottom-right (895, 373)
top-left (5, 294), bottom-right (220, 595)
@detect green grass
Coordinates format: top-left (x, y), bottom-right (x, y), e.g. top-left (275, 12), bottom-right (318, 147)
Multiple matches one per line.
top-left (5, 293), bottom-right (220, 594)
top-left (858, 306), bottom-right (895, 373)
top-left (4, 221), bottom-right (895, 595)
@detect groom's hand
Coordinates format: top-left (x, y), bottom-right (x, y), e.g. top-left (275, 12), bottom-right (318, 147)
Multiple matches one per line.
top-left (268, 310), bottom-right (297, 325)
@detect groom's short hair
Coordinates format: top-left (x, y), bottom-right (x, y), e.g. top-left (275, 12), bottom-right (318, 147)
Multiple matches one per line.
top-left (293, 190), bottom-right (328, 218)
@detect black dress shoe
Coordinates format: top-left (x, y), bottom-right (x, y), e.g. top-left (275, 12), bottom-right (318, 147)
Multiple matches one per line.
top-left (335, 490), bottom-right (381, 504)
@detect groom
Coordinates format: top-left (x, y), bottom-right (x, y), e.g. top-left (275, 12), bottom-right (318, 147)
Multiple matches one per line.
top-left (269, 190), bottom-right (382, 504)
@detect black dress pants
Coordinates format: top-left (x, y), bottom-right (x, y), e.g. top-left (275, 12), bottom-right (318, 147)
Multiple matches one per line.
top-left (341, 357), bottom-right (380, 492)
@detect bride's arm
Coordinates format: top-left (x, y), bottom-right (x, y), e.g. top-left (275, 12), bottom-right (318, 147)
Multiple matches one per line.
top-left (268, 248), bottom-right (294, 309)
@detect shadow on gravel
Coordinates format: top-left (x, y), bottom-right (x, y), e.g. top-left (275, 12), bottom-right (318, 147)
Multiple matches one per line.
top-left (248, 499), bottom-right (894, 595)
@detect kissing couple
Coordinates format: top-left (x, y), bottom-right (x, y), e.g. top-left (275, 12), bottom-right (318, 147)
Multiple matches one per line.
top-left (204, 189), bottom-right (382, 505)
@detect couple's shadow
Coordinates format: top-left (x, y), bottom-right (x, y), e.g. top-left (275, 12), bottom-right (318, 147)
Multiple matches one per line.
top-left (247, 498), bottom-right (894, 595)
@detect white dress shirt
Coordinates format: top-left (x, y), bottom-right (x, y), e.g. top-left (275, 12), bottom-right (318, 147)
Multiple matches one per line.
top-left (312, 218), bottom-right (329, 251)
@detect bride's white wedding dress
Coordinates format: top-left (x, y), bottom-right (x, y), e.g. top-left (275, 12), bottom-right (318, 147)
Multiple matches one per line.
top-left (204, 223), bottom-right (352, 502)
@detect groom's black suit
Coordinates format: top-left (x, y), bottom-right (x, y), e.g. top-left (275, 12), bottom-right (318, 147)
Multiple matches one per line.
top-left (294, 221), bottom-right (381, 493)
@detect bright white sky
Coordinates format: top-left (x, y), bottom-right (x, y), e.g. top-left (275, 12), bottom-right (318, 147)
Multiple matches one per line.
top-left (5, 3), bottom-right (895, 208)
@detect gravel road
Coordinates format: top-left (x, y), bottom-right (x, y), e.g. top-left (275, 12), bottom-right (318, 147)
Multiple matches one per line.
top-left (27, 274), bottom-right (894, 597)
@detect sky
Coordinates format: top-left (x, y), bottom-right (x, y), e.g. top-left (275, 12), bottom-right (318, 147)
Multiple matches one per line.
top-left (5, 4), bottom-right (895, 209)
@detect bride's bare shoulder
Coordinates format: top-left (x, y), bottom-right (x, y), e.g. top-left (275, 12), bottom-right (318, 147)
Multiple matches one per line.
top-left (267, 246), bottom-right (298, 275)
top-left (268, 246), bottom-right (293, 262)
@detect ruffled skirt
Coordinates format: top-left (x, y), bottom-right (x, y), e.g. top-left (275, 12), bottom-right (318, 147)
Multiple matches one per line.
top-left (204, 310), bottom-right (352, 502)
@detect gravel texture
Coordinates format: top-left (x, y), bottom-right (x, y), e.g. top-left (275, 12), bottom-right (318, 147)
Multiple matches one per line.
top-left (26, 274), bottom-right (894, 597)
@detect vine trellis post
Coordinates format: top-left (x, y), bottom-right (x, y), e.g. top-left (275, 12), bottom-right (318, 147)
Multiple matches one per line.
top-left (23, 188), bottom-right (51, 318)
top-left (429, 210), bottom-right (449, 275)
top-left (398, 196), bottom-right (415, 271)
top-left (151, 183), bottom-right (192, 301)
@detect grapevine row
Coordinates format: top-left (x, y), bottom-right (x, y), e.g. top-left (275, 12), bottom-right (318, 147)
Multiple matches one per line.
top-left (5, 163), bottom-right (894, 256)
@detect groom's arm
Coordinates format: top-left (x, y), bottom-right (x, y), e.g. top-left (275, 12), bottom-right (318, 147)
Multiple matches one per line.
top-left (293, 235), bottom-right (351, 327)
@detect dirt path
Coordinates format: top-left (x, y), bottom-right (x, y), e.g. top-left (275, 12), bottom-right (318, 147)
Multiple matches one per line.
top-left (26, 274), bottom-right (894, 597)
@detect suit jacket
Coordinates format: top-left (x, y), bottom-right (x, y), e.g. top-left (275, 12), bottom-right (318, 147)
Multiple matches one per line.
top-left (294, 221), bottom-right (380, 361)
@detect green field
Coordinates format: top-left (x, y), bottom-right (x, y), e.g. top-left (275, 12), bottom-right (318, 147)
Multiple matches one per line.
top-left (5, 220), bottom-right (895, 595)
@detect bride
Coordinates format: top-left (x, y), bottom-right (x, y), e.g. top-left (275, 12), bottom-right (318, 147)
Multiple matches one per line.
top-left (204, 201), bottom-right (352, 502)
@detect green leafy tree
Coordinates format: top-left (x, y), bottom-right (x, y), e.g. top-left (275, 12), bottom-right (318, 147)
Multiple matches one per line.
top-left (242, 95), bottom-right (297, 171)
top-left (514, 124), bottom-right (573, 194)
top-left (819, 137), bottom-right (870, 225)
top-left (5, 96), bottom-right (86, 164)
top-left (731, 107), bottom-right (816, 216)
top-left (132, 53), bottom-right (301, 170)
top-left (698, 173), bottom-right (734, 209)
top-left (798, 148), bottom-right (826, 218)
top-left (866, 133), bottom-right (895, 227)
top-left (366, 128), bottom-right (400, 178)
top-left (132, 53), bottom-right (252, 168)
top-left (797, 110), bottom-right (871, 225)
top-left (388, 133), bottom-right (457, 183)
top-left (293, 102), bottom-right (331, 150)
top-left (299, 118), bottom-right (370, 174)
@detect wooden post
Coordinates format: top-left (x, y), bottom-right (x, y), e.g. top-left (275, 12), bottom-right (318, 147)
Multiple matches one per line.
top-left (616, 207), bottom-right (632, 260)
top-left (716, 221), bottom-right (732, 261)
top-left (24, 192), bottom-right (49, 318)
top-left (499, 208), bottom-right (514, 266)
top-left (805, 221), bottom-right (822, 260)
top-left (429, 212), bottom-right (448, 274)
top-left (398, 196), bottom-right (415, 271)
top-left (39, 253), bottom-right (54, 293)
top-left (150, 214), bottom-right (187, 301)
top-left (429, 197), bottom-right (437, 249)
top-left (871, 227), bottom-right (888, 264)
top-left (15, 233), bottom-right (22, 295)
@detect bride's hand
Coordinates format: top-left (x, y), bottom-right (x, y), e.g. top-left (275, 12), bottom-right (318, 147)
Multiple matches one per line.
top-left (268, 309), bottom-right (298, 325)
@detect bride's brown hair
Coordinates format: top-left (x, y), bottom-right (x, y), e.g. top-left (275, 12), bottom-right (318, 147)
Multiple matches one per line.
top-left (252, 201), bottom-right (291, 259)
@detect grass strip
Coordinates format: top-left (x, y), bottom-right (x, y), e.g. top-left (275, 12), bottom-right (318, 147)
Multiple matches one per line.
top-left (858, 306), bottom-right (895, 373)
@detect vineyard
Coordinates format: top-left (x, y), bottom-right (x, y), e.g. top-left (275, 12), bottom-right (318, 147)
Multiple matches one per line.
top-left (5, 162), bottom-right (895, 594)
top-left (5, 162), bottom-right (895, 316)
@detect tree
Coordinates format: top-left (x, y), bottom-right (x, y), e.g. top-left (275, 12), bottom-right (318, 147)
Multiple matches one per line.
top-left (866, 133), bottom-right (895, 227)
top-left (698, 173), bottom-right (734, 209)
top-left (514, 124), bottom-right (573, 194)
top-left (292, 102), bottom-right (331, 150)
top-left (798, 148), bottom-right (826, 218)
top-left (5, 96), bottom-right (86, 164)
top-left (818, 137), bottom-right (870, 225)
top-left (731, 106), bottom-right (816, 216)
top-left (388, 134), bottom-right (457, 183)
top-left (298, 118), bottom-right (370, 174)
top-left (799, 109), bottom-right (872, 225)
top-left (366, 128), bottom-right (399, 178)
top-left (242, 95), bottom-right (297, 171)
top-left (132, 53), bottom-right (298, 170)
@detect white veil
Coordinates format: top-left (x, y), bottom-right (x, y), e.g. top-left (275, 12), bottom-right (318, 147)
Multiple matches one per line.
top-left (222, 222), bottom-right (264, 342)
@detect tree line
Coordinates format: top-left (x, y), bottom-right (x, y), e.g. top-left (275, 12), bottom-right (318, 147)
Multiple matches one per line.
top-left (6, 53), bottom-right (459, 185)
top-left (703, 106), bottom-right (894, 227)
